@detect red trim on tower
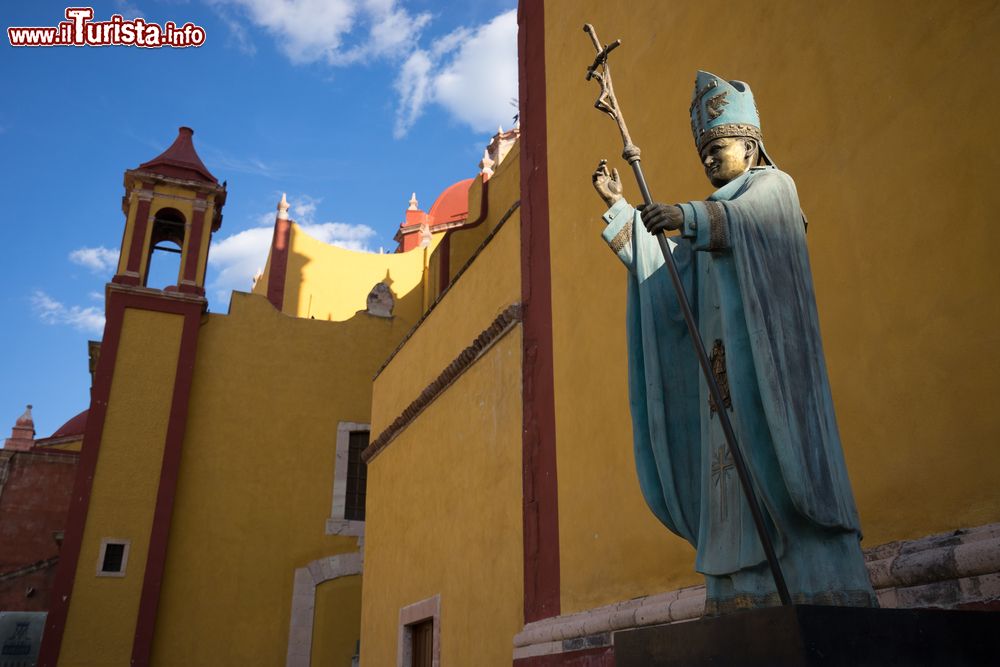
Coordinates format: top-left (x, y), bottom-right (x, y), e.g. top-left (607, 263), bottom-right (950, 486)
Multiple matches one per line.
top-left (120, 183), bottom-right (154, 281)
top-left (179, 194), bottom-right (207, 295)
top-left (514, 646), bottom-right (616, 667)
top-left (130, 297), bottom-right (202, 666)
top-left (518, 0), bottom-right (560, 624)
top-left (37, 289), bottom-right (205, 667)
top-left (267, 215), bottom-right (292, 311)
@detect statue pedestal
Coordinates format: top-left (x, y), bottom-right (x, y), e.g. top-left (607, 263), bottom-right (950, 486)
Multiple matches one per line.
top-left (614, 604), bottom-right (1000, 666)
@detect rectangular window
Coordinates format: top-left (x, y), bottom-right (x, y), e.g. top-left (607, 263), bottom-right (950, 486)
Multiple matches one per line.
top-left (96, 538), bottom-right (130, 577)
top-left (101, 543), bottom-right (125, 572)
top-left (345, 430), bottom-right (369, 521)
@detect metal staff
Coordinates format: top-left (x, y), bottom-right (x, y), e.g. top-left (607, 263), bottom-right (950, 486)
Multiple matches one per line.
top-left (583, 23), bottom-right (792, 606)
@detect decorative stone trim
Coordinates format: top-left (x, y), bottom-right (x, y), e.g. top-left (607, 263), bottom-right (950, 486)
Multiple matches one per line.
top-left (512, 522), bottom-right (1000, 660)
top-left (397, 594), bottom-right (441, 667)
top-left (0, 557), bottom-right (60, 583)
top-left (513, 585), bottom-right (705, 659)
top-left (286, 551), bottom-right (363, 667)
top-left (325, 422), bottom-right (368, 540)
top-left (362, 303), bottom-right (522, 464)
top-left (866, 521), bottom-right (1000, 609)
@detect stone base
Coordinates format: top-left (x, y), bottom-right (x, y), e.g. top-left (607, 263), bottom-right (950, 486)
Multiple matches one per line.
top-left (613, 604), bottom-right (1000, 666)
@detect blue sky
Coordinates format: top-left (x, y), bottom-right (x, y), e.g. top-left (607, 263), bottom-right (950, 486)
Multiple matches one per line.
top-left (0, 0), bottom-right (518, 438)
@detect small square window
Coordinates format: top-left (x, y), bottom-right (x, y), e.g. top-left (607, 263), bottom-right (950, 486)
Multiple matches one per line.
top-left (96, 539), bottom-right (130, 577)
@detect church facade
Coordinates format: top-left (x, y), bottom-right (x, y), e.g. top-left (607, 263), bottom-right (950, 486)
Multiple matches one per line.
top-left (4, 1), bottom-right (998, 665)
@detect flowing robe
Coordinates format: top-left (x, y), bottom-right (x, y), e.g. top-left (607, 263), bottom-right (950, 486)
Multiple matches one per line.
top-left (601, 166), bottom-right (875, 611)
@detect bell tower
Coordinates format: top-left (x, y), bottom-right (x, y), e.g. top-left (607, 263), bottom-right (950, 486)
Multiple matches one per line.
top-left (39, 128), bottom-right (225, 667)
top-left (113, 126), bottom-right (227, 294)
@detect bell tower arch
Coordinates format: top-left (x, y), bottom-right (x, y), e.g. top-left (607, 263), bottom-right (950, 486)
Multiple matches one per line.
top-left (113, 126), bottom-right (227, 294)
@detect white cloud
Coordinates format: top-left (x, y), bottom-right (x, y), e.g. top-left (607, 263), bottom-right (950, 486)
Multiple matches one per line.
top-left (31, 290), bottom-right (105, 335)
top-left (394, 10), bottom-right (518, 137)
top-left (207, 196), bottom-right (376, 302)
top-left (208, 226), bottom-right (275, 303)
top-left (394, 50), bottom-right (433, 138)
top-left (213, 0), bottom-right (430, 65)
top-left (300, 221), bottom-right (375, 251)
top-left (69, 246), bottom-right (119, 274)
top-left (113, 0), bottom-right (145, 20)
top-left (214, 1), bottom-right (515, 137)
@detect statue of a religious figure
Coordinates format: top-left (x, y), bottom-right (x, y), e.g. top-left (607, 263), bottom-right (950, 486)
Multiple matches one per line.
top-left (592, 71), bottom-right (876, 614)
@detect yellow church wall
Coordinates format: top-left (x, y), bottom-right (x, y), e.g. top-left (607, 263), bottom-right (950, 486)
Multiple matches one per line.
top-left (370, 211), bottom-right (521, 433)
top-left (361, 329), bottom-right (524, 667)
top-left (311, 574), bottom-right (362, 666)
top-left (253, 251), bottom-right (272, 299)
top-left (447, 142), bottom-right (522, 278)
top-left (284, 222), bottom-right (436, 324)
top-left (39, 437), bottom-right (83, 452)
top-left (58, 309), bottom-right (183, 666)
top-left (541, 0), bottom-right (1000, 614)
top-left (147, 292), bottom-right (411, 666)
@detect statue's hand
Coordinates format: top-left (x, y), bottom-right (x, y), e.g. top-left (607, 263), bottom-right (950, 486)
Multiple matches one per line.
top-left (637, 203), bottom-right (684, 235)
top-left (592, 159), bottom-right (623, 207)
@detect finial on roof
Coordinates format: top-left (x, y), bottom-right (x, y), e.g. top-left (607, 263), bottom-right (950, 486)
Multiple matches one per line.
top-left (17, 405), bottom-right (33, 426)
top-left (277, 193), bottom-right (289, 220)
top-left (498, 125), bottom-right (504, 135)
top-left (479, 149), bottom-right (495, 179)
top-left (408, 192), bottom-right (419, 211)
top-left (5, 404), bottom-right (35, 451)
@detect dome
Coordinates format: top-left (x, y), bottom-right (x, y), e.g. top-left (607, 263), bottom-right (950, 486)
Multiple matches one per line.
top-left (48, 409), bottom-right (88, 440)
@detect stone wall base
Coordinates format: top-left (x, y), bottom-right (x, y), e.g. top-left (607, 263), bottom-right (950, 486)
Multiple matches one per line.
top-left (513, 522), bottom-right (1000, 662)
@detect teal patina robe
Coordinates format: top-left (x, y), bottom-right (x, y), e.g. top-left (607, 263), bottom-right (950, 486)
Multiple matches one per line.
top-left (601, 166), bottom-right (875, 612)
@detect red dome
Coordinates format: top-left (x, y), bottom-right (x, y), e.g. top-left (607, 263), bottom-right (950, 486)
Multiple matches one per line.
top-left (427, 178), bottom-right (473, 225)
top-left (48, 409), bottom-right (88, 440)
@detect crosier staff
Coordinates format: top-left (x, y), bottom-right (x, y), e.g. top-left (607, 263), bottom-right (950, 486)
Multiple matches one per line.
top-left (583, 23), bottom-right (792, 607)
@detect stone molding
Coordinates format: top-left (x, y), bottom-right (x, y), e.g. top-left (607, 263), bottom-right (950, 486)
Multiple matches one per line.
top-left (325, 422), bottom-right (368, 540)
top-left (285, 551), bottom-right (363, 667)
top-left (512, 522), bottom-right (1000, 659)
top-left (362, 303), bottom-right (522, 464)
top-left (397, 594), bottom-right (441, 667)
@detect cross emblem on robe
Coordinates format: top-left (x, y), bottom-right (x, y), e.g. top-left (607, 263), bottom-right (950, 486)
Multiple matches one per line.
top-left (711, 446), bottom-right (736, 521)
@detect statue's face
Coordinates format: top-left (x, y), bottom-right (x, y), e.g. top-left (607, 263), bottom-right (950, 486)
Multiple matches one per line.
top-left (700, 137), bottom-right (754, 187)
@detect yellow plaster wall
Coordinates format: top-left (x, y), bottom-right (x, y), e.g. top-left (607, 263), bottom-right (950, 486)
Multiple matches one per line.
top-left (311, 574), bottom-right (362, 666)
top-left (447, 142), bottom-right (522, 276)
top-left (148, 292), bottom-right (411, 666)
top-left (361, 330), bottom-right (524, 666)
top-left (370, 212), bottom-right (521, 432)
top-left (59, 309), bottom-right (183, 666)
top-left (38, 437), bottom-right (83, 452)
top-left (284, 222), bottom-right (436, 324)
top-left (542, 0), bottom-right (1000, 613)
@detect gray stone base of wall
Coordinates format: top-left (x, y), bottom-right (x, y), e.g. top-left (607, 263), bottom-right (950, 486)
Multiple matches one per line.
top-left (512, 522), bottom-right (1000, 661)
